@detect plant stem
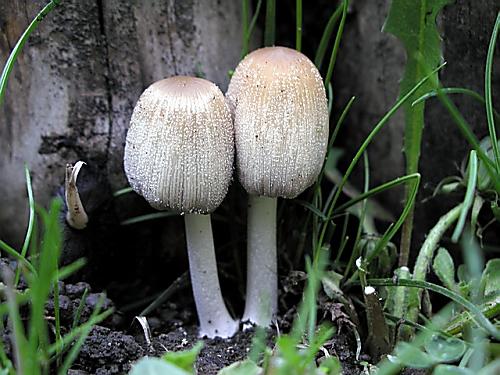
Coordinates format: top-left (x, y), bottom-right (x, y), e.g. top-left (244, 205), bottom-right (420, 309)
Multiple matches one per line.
top-left (243, 195), bottom-right (277, 326)
top-left (404, 204), bottom-right (463, 333)
top-left (264, 0), bottom-right (276, 46)
top-left (184, 214), bottom-right (238, 338)
top-left (296, 0), bottom-right (302, 51)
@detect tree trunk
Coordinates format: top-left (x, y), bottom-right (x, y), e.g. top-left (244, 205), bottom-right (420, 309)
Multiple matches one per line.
top-left (0, 0), bottom-right (244, 245)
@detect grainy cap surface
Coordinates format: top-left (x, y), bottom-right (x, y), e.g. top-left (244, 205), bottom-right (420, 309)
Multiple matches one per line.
top-left (226, 46), bottom-right (329, 199)
top-left (124, 76), bottom-right (234, 213)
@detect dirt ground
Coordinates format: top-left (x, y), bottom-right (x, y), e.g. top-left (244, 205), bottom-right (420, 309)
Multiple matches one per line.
top-left (61, 277), bottom-right (362, 375)
top-left (0, 253), bottom-right (362, 375)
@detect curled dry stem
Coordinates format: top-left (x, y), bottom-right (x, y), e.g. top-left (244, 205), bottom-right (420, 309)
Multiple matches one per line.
top-left (65, 161), bottom-right (88, 230)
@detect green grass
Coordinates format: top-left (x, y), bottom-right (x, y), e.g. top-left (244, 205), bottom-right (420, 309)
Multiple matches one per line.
top-left (0, 196), bottom-right (113, 374)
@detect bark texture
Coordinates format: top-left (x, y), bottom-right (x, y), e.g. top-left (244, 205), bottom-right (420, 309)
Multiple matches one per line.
top-left (0, 0), bottom-right (243, 244)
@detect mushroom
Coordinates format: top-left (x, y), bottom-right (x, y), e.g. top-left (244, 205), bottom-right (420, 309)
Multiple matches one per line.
top-left (124, 76), bottom-right (238, 338)
top-left (226, 46), bottom-right (329, 326)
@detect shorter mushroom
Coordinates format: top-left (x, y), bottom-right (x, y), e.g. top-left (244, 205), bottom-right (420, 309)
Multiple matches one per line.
top-left (124, 76), bottom-right (238, 338)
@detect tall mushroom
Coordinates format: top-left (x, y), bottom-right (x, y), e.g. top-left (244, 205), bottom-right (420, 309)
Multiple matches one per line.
top-left (226, 46), bottom-right (329, 326)
top-left (124, 76), bottom-right (238, 338)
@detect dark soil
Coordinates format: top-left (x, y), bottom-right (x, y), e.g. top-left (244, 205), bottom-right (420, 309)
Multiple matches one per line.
top-left (0, 255), bottom-right (362, 375)
top-left (62, 275), bottom-right (361, 375)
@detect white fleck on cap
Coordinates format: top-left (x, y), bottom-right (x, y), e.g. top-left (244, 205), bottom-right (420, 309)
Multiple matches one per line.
top-left (226, 46), bottom-right (329, 198)
top-left (124, 76), bottom-right (234, 214)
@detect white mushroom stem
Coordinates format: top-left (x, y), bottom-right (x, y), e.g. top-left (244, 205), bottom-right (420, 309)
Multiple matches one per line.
top-left (243, 195), bottom-right (278, 327)
top-left (65, 161), bottom-right (88, 230)
top-left (184, 213), bottom-right (239, 338)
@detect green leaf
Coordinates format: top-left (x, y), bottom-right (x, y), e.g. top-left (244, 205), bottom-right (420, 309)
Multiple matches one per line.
top-left (383, 0), bottom-right (452, 173)
top-left (385, 266), bottom-right (411, 321)
top-left (129, 357), bottom-right (191, 375)
top-left (322, 270), bottom-right (344, 298)
top-left (433, 365), bottom-right (474, 375)
top-left (424, 335), bottom-right (466, 363)
top-left (394, 342), bottom-right (437, 368)
top-left (383, 0), bottom-right (453, 258)
top-left (432, 248), bottom-right (456, 290)
top-left (480, 259), bottom-right (500, 299)
top-left (318, 356), bottom-right (342, 375)
top-left (162, 342), bottom-right (203, 373)
top-left (217, 360), bottom-right (261, 375)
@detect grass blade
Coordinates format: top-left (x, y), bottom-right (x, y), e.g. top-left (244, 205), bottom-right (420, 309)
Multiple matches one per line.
top-left (0, 239), bottom-right (36, 275)
top-left (120, 211), bottom-right (178, 225)
top-left (485, 12), bottom-right (500, 172)
top-left (324, 0), bottom-right (348, 88)
top-left (242, 0), bottom-right (250, 57)
top-left (264, 0), bottom-right (276, 46)
top-left (1, 267), bottom-right (29, 374)
top-left (72, 287), bottom-right (89, 328)
top-left (451, 151), bottom-right (478, 242)
top-left (296, 0), bottom-right (302, 51)
top-left (315, 96), bottom-right (356, 190)
top-left (243, 0), bottom-right (264, 58)
top-left (332, 173), bottom-right (420, 215)
top-left (314, 2), bottom-right (343, 68)
top-left (47, 308), bottom-right (114, 357)
top-left (0, 0), bottom-right (61, 105)
top-left (29, 199), bottom-right (63, 365)
top-left (113, 186), bottom-right (133, 198)
top-left (15, 165), bottom-right (36, 286)
top-left (58, 296), bottom-right (105, 374)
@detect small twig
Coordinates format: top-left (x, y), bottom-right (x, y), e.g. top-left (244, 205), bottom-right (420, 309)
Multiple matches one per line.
top-left (140, 272), bottom-right (189, 317)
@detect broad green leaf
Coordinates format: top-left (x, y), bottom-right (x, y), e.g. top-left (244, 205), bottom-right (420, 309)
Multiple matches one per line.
top-left (470, 137), bottom-right (500, 191)
top-left (129, 357), bottom-right (191, 375)
top-left (394, 342), bottom-right (437, 368)
top-left (424, 335), bottom-right (466, 363)
top-left (433, 365), bottom-right (474, 375)
top-left (480, 259), bottom-right (500, 298)
top-left (383, 0), bottom-right (452, 174)
top-left (433, 248), bottom-right (456, 290)
top-left (217, 360), bottom-right (261, 375)
top-left (478, 359), bottom-right (500, 375)
top-left (162, 342), bottom-right (203, 372)
top-left (322, 270), bottom-right (344, 298)
top-left (383, 0), bottom-right (453, 253)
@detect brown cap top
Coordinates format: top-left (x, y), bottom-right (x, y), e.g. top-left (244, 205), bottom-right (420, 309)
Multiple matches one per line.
top-left (226, 46), bottom-right (329, 199)
top-left (124, 76), bottom-right (234, 214)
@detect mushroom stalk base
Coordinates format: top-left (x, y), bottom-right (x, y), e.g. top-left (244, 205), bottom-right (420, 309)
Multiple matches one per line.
top-left (243, 195), bottom-right (278, 327)
top-left (184, 213), bottom-right (238, 338)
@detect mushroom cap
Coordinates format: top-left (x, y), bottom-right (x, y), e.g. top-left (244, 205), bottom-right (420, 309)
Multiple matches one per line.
top-left (124, 76), bottom-right (234, 214)
top-left (226, 46), bottom-right (329, 199)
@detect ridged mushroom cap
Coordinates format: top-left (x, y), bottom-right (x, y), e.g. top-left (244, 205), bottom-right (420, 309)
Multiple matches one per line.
top-left (226, 46), bottom-right (329, 199)
top-left (124, 76), bottom-right (234, 214)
